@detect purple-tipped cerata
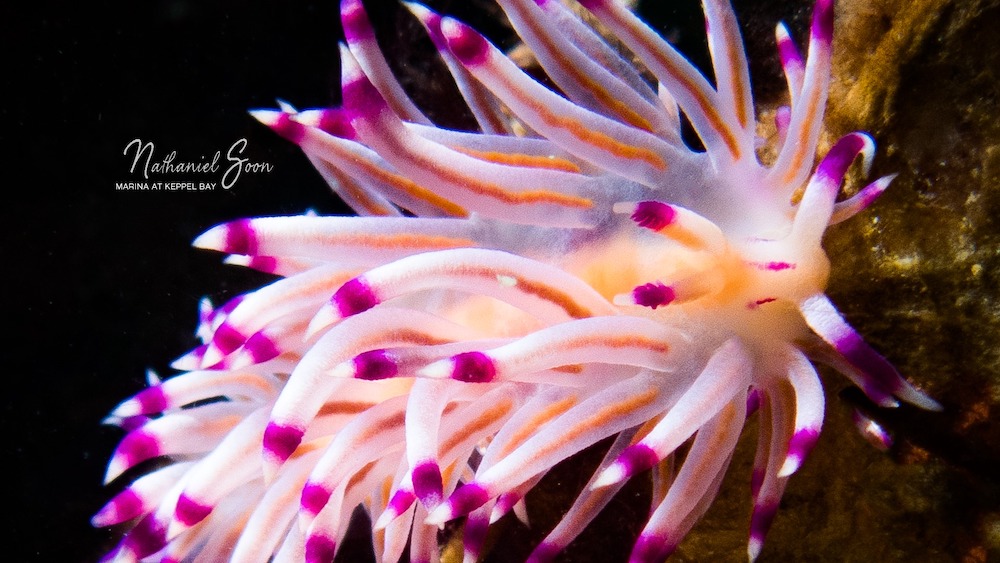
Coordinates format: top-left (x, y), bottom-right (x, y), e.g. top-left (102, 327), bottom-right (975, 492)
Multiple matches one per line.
top-left (121, 515), bottom-right (168, 559)
top-left (812, 0), bottom-right (835, 44)
top-left (317, 108), bottom-right (356, 139)
top-left (211, 322), bottom-right (246, 355)
top-left (614, 443), bottom-right (659, 479)
top-left (382, 488), bottom-right (416, 522)
top-left (440, 482), bottom-right (491, 518)
top-left (442, 19), bottom-right (490, 66)
top-left (241, 331), bottom-right (281, 364)
top-left (749, 501), bottom-right (780, 552)
top-left (331, 277), bottom-right (379, 317)
top-left (268, 112), bottom-right (307, 144)
top-left (305, 533), bottom-right (338, 563)
top-left (339, 0), bottom-right (374, 42)
top-left (223, 219), bottom-right (258, 255)
top-left (92, 488), bottom-right (144, 527)
top-left (113, 430), bottom-right (160, 471)
top-left (342, 72), bottom-right (390, 119)
top-left (411, 461), bottom-right (444, 505)
top-left (786, 428), bottom-right (821, 464)
top-left (173, 493), bottom-right (212, 527)
top-left (449, 351), bottom-right (496, 383)
top-left (814, 132), bottom-right (873, 189)
top-left (631, 534), bottom-right (675, 563)
top-left (133, 385), bottom-right (167, 415)
top-left (262, 421), bottom-right (303, 463)
top-left (300, 481), bottom-right (332, 517)
top-left (96, 0), bottom-right (941, 561)
top-left (777, 25), bottom-right (804, 71)
top-left (353, 349), bottom-right (397, 380)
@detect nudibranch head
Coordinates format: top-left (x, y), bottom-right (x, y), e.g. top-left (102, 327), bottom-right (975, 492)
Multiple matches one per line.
top-left (96, 0), bottom-right (939, 561)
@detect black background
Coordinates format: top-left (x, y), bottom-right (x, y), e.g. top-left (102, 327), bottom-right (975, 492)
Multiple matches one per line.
top-left (12, 2), bottom-right (344, 560)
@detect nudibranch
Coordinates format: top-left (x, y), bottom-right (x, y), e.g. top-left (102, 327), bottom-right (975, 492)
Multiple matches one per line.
top-left (95, 0), bottom-right (941, 561)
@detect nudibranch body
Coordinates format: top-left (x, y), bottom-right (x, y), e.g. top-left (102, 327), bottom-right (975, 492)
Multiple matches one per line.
top-left (96, 0), bottom-right (939, 561)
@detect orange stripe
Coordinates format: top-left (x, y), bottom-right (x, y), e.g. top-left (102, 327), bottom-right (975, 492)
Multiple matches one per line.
top-left (578, 76), bottom-right (655, 133)
top-left (660, 223), bottom-right (709, 250)
top-left (380, 475), bottom-right (394, 506)
top-left (504, 272), bottom-right (595, 319)
top-left (507, 332), bottom-right (670, 372)
top-left (289, 435), bottom-right (333, 459)
top-left (213, 372), bottom-right (286, 399)
top-left (202, 414), bottom-right (242, 436)
top-left (310, 128), bottom-right (468, 217)
top-left (521, 92), bottom-right (667, 171)
top-left (633, 24), bottom-right (742, 160)
top-left (216, 512), bottom-right (252, 554)
top-left (684, 402), bottom-right (740, 477)
top-left (499, 395), bottom-right (578, 457)
top-left (374, 328), bottom-right (455, 347)
top-left (440, 398), bottom-right (514, 455)
top-left (332, 167), bottom-right (397, 216)
top-left (530, 388), bottom-right (659, 462)
top-left (352, 155), bottom-right (470, 217)
top-left (465, 77), bottom-right (511, 133)
top-left (651, 456), bottom-right (674, 504)
top-left (560, 333), bottom-right (671, 354)
top-left (727, 40), bottom-right (750, 129)
top-left (420, 154), bottom-right (592, 209)
top-left (377, 129), bottom-right (593, 209)
top-left (664, 60), bottom-right (741, 160)
top-left (633, 415), bottom-right (663, 443)
top-left (307, 232), bottom-right (476, 253)
top-left (775, 379), bottom-right (797, 432)
top-left (450, 146), bottom-right (581, 173)
top-left (360, 410), bottom-right (406, 443)
top-left (440, 460), bottom-right (458, 489)
top-left (317, 401), bottom-right (378, 417)
top-left (275, 351), bottom-right (302, 363)
top-left (347, 459), bottom-right (378, 489)
top-left (453, 265), bottom-right (597, 319)
top-left (283, 271), bottom-right (357, 301)
top-left (781, 92), bottom-right (820, 185)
